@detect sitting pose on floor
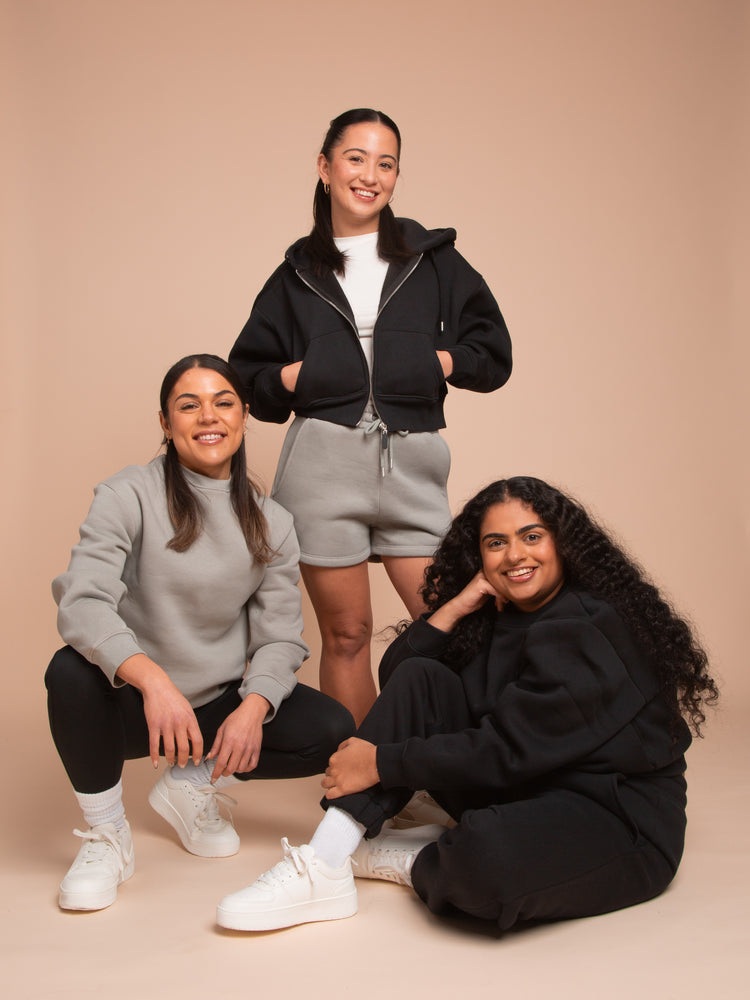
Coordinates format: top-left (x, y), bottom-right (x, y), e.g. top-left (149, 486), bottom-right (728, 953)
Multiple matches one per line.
top-left (47, 354), bottom-right (354, 912)
top-left (216, 476), bottom-right (717, 932)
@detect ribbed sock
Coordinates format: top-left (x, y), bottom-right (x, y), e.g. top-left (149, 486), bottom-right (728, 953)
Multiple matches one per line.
top-left (309, 807), bottom-right (366, 869)
top-left (75, 779), bottom-right (126, 831)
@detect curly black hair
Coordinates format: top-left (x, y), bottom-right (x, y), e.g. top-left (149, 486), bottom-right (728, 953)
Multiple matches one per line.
top-left (421, 477), bottom-right (717, 735)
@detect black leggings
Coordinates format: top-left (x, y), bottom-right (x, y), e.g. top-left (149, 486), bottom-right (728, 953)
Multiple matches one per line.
top-left (329, 656), bottom-right (685, 931)
top-left (46, 646), bottom-right (354, 794)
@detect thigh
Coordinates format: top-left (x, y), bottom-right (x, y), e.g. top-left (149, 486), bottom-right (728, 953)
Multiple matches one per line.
top-left (301, 562), bottom-right (373, 639)
top-left (381, 556), bottom-right (430, 620)
top-left (412, 788), bottom-right (677, 930)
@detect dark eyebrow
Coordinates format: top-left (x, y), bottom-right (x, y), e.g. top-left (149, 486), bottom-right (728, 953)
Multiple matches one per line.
top-left (342, 146), bottom-right (397, 162)
top-left (481, 523), bottom-right (545, 543)
top-left (174, 390), bottom-right (236, 403)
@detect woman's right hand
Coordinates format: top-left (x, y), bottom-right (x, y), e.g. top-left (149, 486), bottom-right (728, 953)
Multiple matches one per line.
top-left (427, 571), bottom-right (499, 633)
top-left (115, 653), bottom-right (203, 769)
top-left (280, 361), bottom-right (303, 393)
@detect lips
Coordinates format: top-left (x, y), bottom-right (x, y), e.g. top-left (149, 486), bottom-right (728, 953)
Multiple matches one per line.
top-left (352, 187), bottom-right (377, 200)
top-left (194, 433), bottom-right (226, 442)
top-left (505, 567), bottom-right (536, 581)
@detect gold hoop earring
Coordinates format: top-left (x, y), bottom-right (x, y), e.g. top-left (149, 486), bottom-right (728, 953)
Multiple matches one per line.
top-left (324, 183), bottom-right (330, 195)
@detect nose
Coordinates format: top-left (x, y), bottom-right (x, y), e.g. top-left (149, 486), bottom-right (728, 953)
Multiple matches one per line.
top-left (360, 160), bottom-right (377, 185)
top-left (506, 538), bottom-right (526, 563)
top-left (198, 403), bottom-right (217, 423)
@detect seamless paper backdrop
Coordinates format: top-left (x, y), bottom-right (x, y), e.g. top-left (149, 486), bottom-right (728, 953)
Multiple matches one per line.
top-left (2, 0), bottom-right (748, 760)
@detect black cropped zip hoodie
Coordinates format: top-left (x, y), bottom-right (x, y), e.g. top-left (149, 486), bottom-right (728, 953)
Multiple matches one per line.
top-left (229, 219), bottom-right (512, 432)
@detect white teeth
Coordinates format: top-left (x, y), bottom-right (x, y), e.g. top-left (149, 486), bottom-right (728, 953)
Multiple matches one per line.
top-left (197, 434), bottom-right (223, 442)
top-left (353, 189), bottom-right (376, 199)
top-left (507, 568), bottom-right (534, 578)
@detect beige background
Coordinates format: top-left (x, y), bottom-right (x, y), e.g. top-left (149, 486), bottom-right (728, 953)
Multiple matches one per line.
top-left (2, 1), bottom-right (748, 997)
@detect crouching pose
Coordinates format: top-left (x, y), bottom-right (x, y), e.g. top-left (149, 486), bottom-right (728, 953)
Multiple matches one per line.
top-left (47, 354), bottom-right (354, 911)
top-left (216, 476), bottom-right (717, 932)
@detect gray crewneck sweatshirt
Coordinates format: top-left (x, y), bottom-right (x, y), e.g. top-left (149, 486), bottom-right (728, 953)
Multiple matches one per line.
top-left (52, 456), bottom-right (309, 714)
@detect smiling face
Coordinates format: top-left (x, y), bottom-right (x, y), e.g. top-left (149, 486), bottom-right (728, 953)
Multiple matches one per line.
top-left (159, 367), bottom-right (248, 480)
top-left (479, 499), bottom-right (565, 612)
top-left (318, 122), bottom-right (400, 237)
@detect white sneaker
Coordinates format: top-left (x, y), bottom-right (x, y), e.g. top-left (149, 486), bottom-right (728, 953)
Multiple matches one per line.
top-left (351, 823), bottom-right (446, 887)
top-left (58, 821), bottom-right (135, 911)
top-left (148, 768), bottom-right (239, 858)
top-left (216, 838), bottom-right (358, 931)
top-left (392, 790), bottom-right (455, 830)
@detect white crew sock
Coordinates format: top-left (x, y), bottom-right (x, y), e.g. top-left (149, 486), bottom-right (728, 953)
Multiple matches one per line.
top-left (171, 759), bottom-right (240, 789)
top-left (309, 807), bottom-right (366, 869)
top-left (75, 778), bottom-right (127, 831)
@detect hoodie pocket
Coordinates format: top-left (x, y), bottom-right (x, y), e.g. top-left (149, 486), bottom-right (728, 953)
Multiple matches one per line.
top-left (294, 329), bottom-right (368, 407)
top-left (374, 330), bottom-right (444, 403)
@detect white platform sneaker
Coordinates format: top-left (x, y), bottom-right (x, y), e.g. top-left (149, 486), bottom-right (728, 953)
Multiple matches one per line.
top-left (148, 768), bottom-right (239, 858)
top-left (58, 821), bottom-right (135, 911)
top-left (216, 838), bottom-right (358, 931)
top-left (351, 823), bottom-right (447, 887)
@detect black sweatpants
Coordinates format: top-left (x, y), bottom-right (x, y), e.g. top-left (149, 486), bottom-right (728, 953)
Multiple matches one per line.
top-left (46, 645), bottom-right (354, 793)
top-left (329, 656), bottom-right (684, 932)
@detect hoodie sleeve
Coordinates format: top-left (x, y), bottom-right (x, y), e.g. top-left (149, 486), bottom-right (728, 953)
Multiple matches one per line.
top-left (375, 616), bottom-right (646, 792)
top-left (438, 248), bottom-right (512, 394)
top-left (229, 270), bottom-right (297, 424)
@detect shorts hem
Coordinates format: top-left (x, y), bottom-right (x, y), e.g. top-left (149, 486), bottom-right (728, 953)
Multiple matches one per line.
top-left (299, 543), bottom-right (440, 568)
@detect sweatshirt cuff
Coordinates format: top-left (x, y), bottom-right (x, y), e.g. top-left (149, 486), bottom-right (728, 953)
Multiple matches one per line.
top-left (91, 633), bottom-right (144, 687)
top-left (403, 616), bottom-right (452, 658)
top-left (376, 742), bottom-right (410, 790)
top-left (240, 673), bottom-right (298, 721)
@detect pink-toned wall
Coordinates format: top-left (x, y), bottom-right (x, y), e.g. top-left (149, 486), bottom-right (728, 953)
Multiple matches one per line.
top-left (3, 0), bottom-right (748, 759)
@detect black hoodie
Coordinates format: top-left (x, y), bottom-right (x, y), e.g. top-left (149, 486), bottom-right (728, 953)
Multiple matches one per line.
top-left (229, 218), bottom-right (512, 432)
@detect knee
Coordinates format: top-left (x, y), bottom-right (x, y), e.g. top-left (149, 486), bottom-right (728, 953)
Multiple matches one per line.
top-left (316, 699), bottom-right (356, 756)
top-left (45, 646), bottom-right (104, 700)
top-left (379, 656), bottom-right (456, 695)
top-left (320, 617), bottom-right (372, 659)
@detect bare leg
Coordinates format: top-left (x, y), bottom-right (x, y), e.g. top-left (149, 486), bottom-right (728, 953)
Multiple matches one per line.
top-left (301, 562), bottom-right (375, 726)
top-left (381, 556), bottom-right (431, 620)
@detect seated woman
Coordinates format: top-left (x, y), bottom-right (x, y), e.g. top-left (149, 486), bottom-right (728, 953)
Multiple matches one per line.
top-left (46, 354), bottom-right (354, 912)
top-left (216, 476), bottom-right (717, 932)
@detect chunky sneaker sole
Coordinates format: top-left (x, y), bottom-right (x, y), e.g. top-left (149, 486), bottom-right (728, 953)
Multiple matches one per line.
top-left (58, 822), bottom-right (135, 911)
top-left (216, 838), bottom-right (358, 931)
top-left (148, 770), bottom-right (239, 858)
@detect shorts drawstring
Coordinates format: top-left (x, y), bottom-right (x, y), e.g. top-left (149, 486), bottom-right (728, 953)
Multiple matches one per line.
top-left (361, 414), bottom-right (408, 476)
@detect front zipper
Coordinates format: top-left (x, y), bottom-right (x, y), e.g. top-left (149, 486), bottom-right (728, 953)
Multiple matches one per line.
top-left (296, 252), bottom-right (424, 424)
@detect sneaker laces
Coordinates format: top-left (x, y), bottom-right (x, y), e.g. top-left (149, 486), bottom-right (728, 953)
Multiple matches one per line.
top-left (193, 785), bottom-right (237, 832)
top-left (353, 846), bottom-right (412, 884)
top-left (256, 838), bottom-right (315, 887)
top-left (71, 827), bottom-right (125, 876)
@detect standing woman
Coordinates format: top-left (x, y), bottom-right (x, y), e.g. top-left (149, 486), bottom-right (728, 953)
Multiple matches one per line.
top-left (46, 355), bottom-right (353, 911)
top-left (229, 108), bottom-right (512, 723)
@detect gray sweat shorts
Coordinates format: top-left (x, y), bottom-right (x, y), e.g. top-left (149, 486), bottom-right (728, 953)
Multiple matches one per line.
top-left (271, 416), bottom-right (452, 567)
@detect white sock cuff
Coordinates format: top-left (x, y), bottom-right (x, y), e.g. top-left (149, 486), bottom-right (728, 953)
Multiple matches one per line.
top-left (309, 806), bottom-right (366, 869)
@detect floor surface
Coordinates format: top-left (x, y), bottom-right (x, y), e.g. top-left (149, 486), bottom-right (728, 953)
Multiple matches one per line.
top-left (3, 711), bottom-right (747, 1000)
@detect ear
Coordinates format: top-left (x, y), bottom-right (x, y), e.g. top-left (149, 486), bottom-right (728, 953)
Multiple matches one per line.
top-left (317, 152), bottom-right (330, 185)
top-left (243, 404), bottom-right (250, 423)
top-left (158, 411), bottom-right (170, 438)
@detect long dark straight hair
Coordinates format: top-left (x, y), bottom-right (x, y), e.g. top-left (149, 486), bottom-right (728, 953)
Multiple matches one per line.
top-left (159, 354), bottom-right (272, 562)
top-left (304, 108), bottom-right (413, 276)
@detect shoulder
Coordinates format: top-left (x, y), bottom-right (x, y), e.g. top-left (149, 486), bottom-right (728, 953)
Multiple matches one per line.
top-left (95, 457), bottom-right (165, 502)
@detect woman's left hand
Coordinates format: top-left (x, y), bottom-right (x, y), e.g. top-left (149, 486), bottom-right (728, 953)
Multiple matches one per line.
top-left (206, 693), bottom-right (271, 782)
top-left (321, 737), bottom-right (379, 799)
